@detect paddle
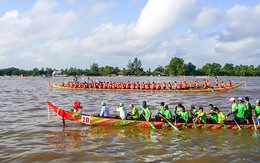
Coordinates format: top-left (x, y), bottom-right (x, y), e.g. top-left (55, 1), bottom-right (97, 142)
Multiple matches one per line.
top-left (142, 113), bottom-right (156, 130)
top-left (233, 118), bottom-right (241, 130)
top-left (193, 120), bottom-right (198, 130)
top-left (252, 118), bottom-right (257, 131)
top-left (159, 114), bottom-right (179, 131)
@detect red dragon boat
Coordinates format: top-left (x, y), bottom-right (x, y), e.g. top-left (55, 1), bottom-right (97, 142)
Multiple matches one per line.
top-left (46, 101), bottom-right (259, 130)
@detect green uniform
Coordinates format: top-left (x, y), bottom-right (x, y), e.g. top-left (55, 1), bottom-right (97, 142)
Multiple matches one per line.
top-left (236, 103), bottom-right (246, 118)
top-left (163, 110), bottom-right (172, 120)
top-left (217, 111), bottom-right (226, 123)
top-left (132, 107), bottom-right (140, 120)
top-left (180, 111), bottom-right (189, 122)
top-left (245, 102), bottom-right (252, 118)
top-left (254, 105), bottom-right (260, 116)
top-left (177, 107), bottom-right (182, 115)
top-left (142, 106), bottom-right (151, 120)
top-left (158, 106), bottom-right (165, 114)
top-left (198, 111), bottom-right (207, 123)
top-left (210, 110), bottom-right (218, 122)
top-left (231, 103), bottom-right (238, 112)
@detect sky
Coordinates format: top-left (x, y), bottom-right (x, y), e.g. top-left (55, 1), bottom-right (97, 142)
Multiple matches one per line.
top-left (0, 0), bottom-right (260, 70)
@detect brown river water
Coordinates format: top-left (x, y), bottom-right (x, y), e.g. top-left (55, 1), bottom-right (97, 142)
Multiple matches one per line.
top-left (0, 76), bottom-right (259, 162)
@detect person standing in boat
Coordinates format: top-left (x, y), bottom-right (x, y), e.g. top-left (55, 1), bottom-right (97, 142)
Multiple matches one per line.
top-left (128, 104), bottom-right (139, 120)
top-left (253, 100), bottom-right (260, 125)
top-left (141, 101), bottom-right (152, 121)
top-left (244, 96), bottom-right (253, 124)
top-left (233, 97), bottom-right (247, 124)
top-left (227, 97), bottom-right (238, 117)
top-left (193, 107), bottom-right (207, 123)
top-left (155, 102), bottom-right (165, 121)
top-left (116, 103), bottom-right (127, 120)
top-left (215, 77), bottom-right (219, 87)
top-left (100, 102), bottom-right (109, 117)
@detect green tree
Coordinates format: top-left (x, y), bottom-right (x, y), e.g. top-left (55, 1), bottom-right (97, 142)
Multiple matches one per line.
top-left (186, 62), bottom-right (197, 76)
top-left (152, 65), bottom-right (165, 76)
top-left (165, 57), bottom-right (187, 76)
top-left (90, 63), bottom-right (100, 76)
top-left (222, 63), bottom-right (234, 76)
top-left (126, 57), bottom-right (144, 76)
top-left (31, 68), bottom-right (39, 76)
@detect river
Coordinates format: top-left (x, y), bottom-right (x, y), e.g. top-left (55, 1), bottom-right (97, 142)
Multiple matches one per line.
top-left (0, 76), bottom-right (259, 162)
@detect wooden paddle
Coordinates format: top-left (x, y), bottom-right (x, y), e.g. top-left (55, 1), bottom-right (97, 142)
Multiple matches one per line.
top-left (159, 114), bottom-right (179, 131)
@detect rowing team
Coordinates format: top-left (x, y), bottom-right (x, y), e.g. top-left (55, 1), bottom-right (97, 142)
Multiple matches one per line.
top-left (70, 97), bottom-right (260, 125)
top-left (61, 79), bottom-right (233, 90)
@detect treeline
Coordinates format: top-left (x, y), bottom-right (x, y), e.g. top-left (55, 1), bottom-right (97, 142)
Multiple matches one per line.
top-left (0, 57), bottom-right (259, 76)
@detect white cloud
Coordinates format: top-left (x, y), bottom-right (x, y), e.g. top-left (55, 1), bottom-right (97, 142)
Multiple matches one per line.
top-left (133, 0), bottom-right (196, 39)
top-left (193, 8), bottom-right (219, 28)
top-left (90, 1), bottom-right (116, 16)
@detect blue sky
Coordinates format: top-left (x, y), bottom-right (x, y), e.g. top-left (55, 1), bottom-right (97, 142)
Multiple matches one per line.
top-left (0, 0), bottom-right (260, 70)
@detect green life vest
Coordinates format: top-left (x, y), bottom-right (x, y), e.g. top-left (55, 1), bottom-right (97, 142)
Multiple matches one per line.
top-left (141, 106), bottom-right (151, 120)
top-left (254, 105), bottom-right (260, 116)
top-left (180, 111), bottom-right (189, 121)
top-left (164, 110), bottom-right (172, 119)
top-left (158, 106), bottom-right (165, 114)
top-left (198, 111), bottom-right (207, 123)
top-left (236, 103), bottom-right (246, 118)
top-left (132, 107), bottom-right (140, 119)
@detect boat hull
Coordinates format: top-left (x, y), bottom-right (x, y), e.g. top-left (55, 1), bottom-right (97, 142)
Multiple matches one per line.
top-left (47, 81), bottom-right (245, 93)
top-left (46, 101), bottom-right (259, 130)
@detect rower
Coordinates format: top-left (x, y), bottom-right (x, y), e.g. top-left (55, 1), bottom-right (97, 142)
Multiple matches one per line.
top-left (71, 101), bottom-right (83, 118)
top-left (128, 104), bottom-right (140, 120)
top-left (99, 102), bottom-right (109, 117)
top-left (215, 77), bottom-right (219, 87)
top-left (244, 96), bottom-right (253, 124)
top-left (155, 102), bottom-right (165, 121)
top-left (214, 107), bottom-right (226, 124)
top-left (221, 81), bottom-right (225, 88)
top-left (253, 100), bottom-right (260, 125)
top-left (226, 97), bottom-right (238, 117)
top-left (206, 104), bottom-right (218, 124)
top-left (230, 97), bottom-right (246, 124)
top-left (176, 105), bottom-right (189, 123)
top-left (160, 105), bottom-right (172, 122)
top-left (141, 101), bottom-right (152, 121)
top-left (227, 80), bottom-right (232, 87)
top-left (193, 107), bottom-right (207, 124)
top-left (189, 105), bottom-right (198, 119)
top-left (116, 102), bottom-right (127, 120)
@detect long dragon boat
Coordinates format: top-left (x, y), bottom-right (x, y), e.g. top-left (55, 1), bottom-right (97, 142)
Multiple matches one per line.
top-left (47, 81), bottom-right (245, 93)
top-left (46, 101), bottom-right (259, 130)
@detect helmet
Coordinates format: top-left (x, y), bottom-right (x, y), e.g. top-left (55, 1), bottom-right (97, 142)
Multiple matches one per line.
top-left (119, 102), bottom-right (124, 107)
top-left (101, 102), bottom-right (106, 106)
top-left (238, 97), bottom-right (244, 102)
